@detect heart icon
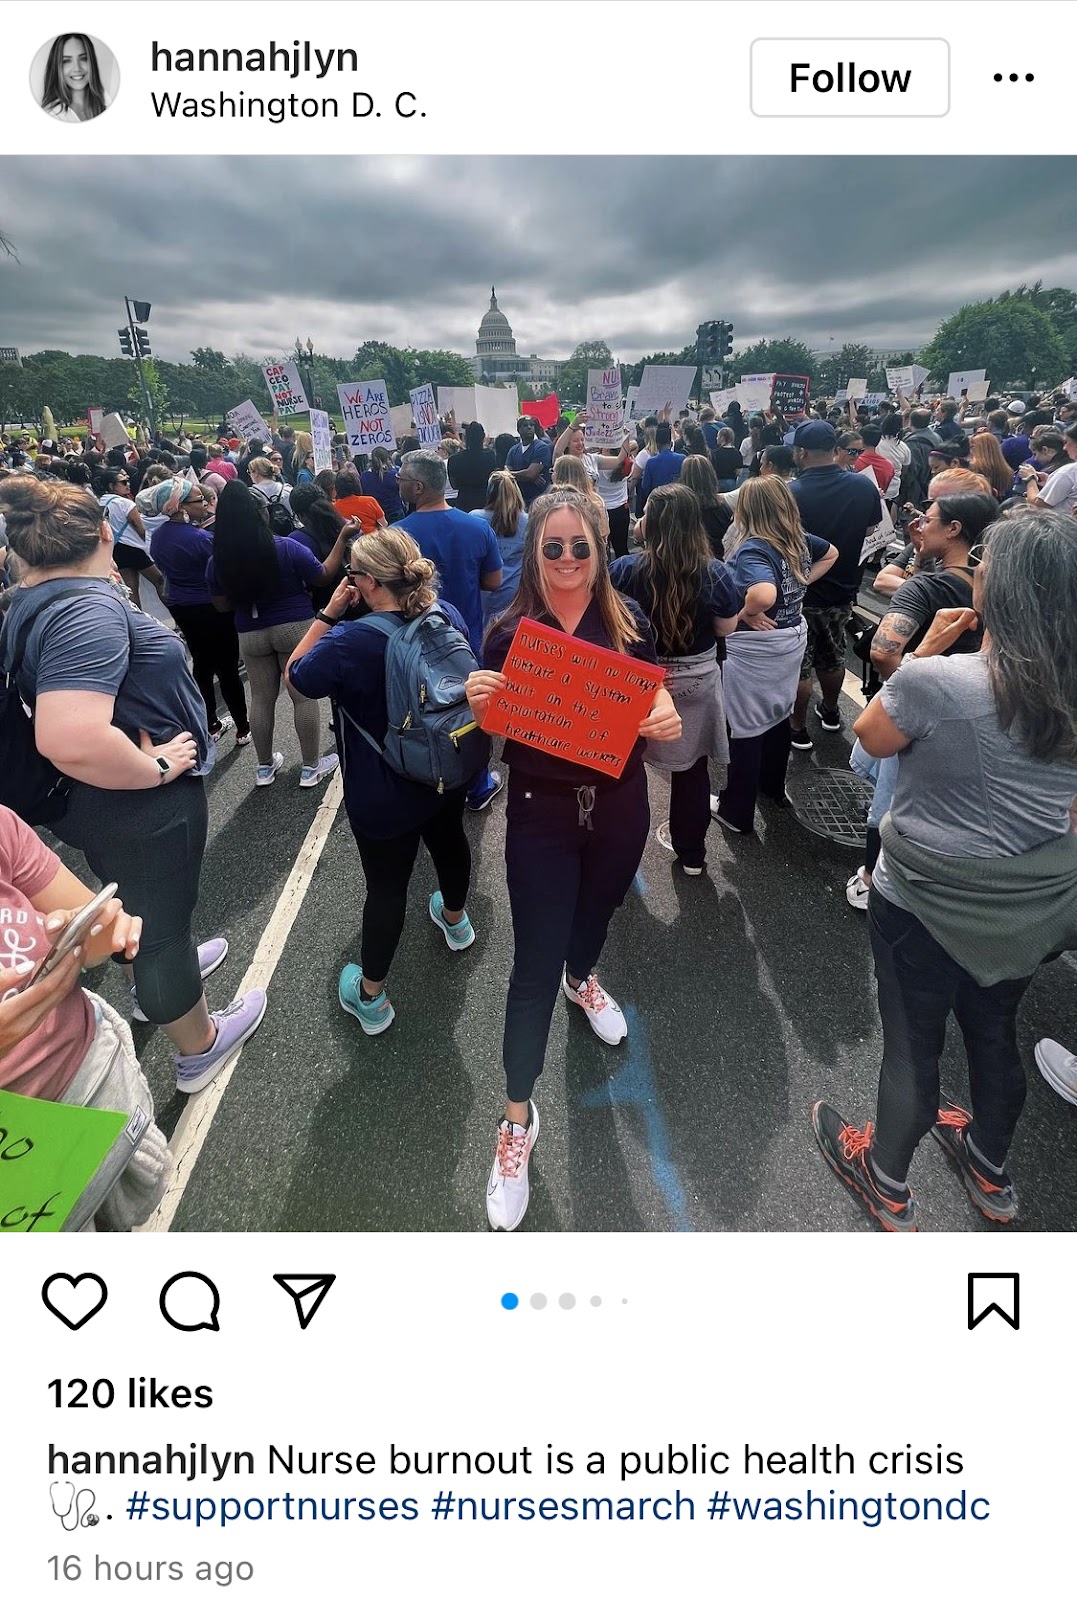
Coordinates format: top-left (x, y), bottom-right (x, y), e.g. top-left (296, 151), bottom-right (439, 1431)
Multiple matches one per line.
top-left (41, 1272), bottom-right (108, 1331)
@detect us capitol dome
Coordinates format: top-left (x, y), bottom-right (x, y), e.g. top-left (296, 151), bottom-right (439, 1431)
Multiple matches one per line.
top-left (472, 288), bottom-right (563, 391)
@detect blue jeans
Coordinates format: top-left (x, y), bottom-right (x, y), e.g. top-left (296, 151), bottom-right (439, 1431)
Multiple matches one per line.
top-left (868, 889), bottom-right (1033, 1181)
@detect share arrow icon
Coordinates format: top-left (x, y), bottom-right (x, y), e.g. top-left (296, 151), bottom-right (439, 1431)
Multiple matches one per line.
top-left (273, 1274), bottom-right (337, 1330)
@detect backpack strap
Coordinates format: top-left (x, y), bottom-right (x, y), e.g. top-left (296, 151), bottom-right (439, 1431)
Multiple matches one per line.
top-left (1, 582), bottom-right (137, 708)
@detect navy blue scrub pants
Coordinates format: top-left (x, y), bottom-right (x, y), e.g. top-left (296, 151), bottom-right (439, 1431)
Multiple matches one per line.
top-left (502, 767), bottom-right (649, 1104)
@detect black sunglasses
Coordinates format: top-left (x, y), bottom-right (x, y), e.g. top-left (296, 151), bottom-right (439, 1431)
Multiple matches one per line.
top-left (541, 539), bottom-right (592, 561)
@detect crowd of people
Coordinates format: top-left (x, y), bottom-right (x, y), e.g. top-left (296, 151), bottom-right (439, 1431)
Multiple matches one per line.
top-left (0, 374), bottom-right (1074, 1234)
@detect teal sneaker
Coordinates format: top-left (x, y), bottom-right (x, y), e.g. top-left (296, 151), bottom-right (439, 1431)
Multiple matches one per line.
top-left (338, 965), bottom-right (395, 1035)
top-left (429, 891), bottom-right (475, 951)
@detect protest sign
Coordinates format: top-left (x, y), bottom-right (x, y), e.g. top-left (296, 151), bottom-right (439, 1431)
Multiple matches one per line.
top-left (633, 364), bottom-right (697, 421)
top-left (584, 367), bottom-right (622, 448)
top-left (708, 388), bottom-right (738, 415)
top-left (482, 619), bottom-right (665, 780)
top-left (226, 399), bottom-right (271, 444)
top-left (338, 379), bottom-right (395, 452)
top-left (1063, 377), bottom-right (1077, 399)
top-left (863, 392), bottom-right (887, 407)
top-left (965, 380), bottom-right (990, 403)
top-left (410, 382), bottom-right (440, 447)
top-left (857, 463), bottom-right (894, 561)
top-left (947, 368), bottom-right (987, 401)
top-left (0, 1088), bottom-right (129, 1233)
top-left (100, 412), bottom-right (130, 447)
top-left (622, 385), bottom-right (641, 424)
top-left (522, 393), bottom-right (561, 431)
top-left (262, 359), bottom-right (309, 416)
top-left (846, 377), bottom-right (868, 400)
top-left (390, 403), bottom-right (414, 444)
top-left (885, 364), bottom-right (929, 397)
top-left (474, 385), bottom-right (520, 439)
top-left (437, 386), bottom-right (478, 425)
top-left (86, 407), bottom-right (103, 436)
top-left (771, 374), bottom-right (811, 418)
top-left (309, 408), bottom-right (332, 474)
top-left (735, 375), bottom-right (774, 412)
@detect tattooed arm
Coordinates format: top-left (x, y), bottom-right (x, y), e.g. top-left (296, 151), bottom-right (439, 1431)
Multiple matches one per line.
top-left (869, 610), bottom-right (920, 681)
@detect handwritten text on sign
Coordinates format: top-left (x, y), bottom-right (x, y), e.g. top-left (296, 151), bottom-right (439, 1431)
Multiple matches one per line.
top-left (0, 1089), bottom-right (127, 1232)
top-left (584, 367), bottom-right (622, 449)
top-left (484, 619), bottom-right (664, 778)
top-left (337, 380), bottom-right (396, 452)
top-left (262, 360), bottom-right (308, 416)
top-left (410, 382), bottom-right (440, 448)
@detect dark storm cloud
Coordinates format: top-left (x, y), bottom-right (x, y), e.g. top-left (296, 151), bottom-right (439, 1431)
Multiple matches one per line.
top-left (0, 156), bottom-right (1073, 363)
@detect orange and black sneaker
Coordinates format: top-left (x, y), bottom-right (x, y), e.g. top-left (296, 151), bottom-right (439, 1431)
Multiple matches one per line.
top-left (811, 1101), bottom-right (918, 1232)
top-left (931, 1102), bottom-right (1017, 1223)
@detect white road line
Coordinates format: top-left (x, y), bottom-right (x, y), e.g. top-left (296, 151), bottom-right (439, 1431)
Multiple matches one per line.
top-left (138, 770), bottom-right (345, 1233)
top-left (842, 667), bottom-right (868, 710)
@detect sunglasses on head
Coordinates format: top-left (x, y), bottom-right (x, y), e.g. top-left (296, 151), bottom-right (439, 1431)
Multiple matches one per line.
top-left (541, 539), bottom-right (592, 562)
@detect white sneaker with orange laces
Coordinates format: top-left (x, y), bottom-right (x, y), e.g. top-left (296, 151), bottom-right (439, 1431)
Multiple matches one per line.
top-left (562, 972), bottom-right (628, 1045)
top-left (486, 1102), bottom-right (540, 1232)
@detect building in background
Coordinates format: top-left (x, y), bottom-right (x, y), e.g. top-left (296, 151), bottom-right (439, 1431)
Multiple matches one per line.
top-left (472, 289), bottom-right (563, 393)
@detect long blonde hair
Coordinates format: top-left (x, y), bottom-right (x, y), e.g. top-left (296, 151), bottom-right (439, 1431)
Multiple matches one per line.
top-left (484, 469), bottom-right (525, 539)
top-left (489, 489), bottom-right (641, 655)
top-left (730, 477), bottom-right (809, 582)
top-left (348, 527), bottom-right (438, 620)
top-left (553, 453), bottom-right (601, 506)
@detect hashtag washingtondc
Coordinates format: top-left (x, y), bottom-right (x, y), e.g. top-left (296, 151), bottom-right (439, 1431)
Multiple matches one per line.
top-left (148, 41), bottom-right (422, 122)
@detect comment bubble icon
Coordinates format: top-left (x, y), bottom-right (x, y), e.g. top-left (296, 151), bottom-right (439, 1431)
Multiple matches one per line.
top-left (159, 1271), bottom-right (221, 1333)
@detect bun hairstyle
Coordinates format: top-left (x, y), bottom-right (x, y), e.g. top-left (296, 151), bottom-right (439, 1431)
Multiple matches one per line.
top-left (0, 475), bottom-right (104, 568)
top-left (351, 528), bottom-right (438, 620)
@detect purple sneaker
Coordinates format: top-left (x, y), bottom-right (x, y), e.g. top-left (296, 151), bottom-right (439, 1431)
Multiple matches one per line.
top-left (175, 989), bottom-right (268, 1094)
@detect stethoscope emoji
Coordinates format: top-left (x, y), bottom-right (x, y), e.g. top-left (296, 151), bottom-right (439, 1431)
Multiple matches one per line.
top-left (50, 1481), bottom-right (97, 1531)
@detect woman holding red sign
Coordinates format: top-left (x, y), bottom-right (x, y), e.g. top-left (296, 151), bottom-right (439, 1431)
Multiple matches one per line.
top-left (465, 486), bottom-right (681, 1231)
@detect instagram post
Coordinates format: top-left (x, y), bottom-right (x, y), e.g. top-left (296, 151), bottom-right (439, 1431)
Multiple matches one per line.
top-left (2, 2), bottom-right (1075, 1593)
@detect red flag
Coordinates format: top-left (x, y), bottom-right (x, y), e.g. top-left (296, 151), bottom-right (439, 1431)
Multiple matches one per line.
top-left (521, 393), bottom-right (561, 429)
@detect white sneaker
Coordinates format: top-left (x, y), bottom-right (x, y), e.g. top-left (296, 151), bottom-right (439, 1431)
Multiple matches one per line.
top-left (255, 752), bottom-right (284, 786)
top-left (562, 972), bottom-right (627, 1045)
top-left (300, 753), bottom-right (340, 788)
top-left (1035, 1039), bottom-right (1077, 1107)
top-left (486, 1102), bottom-right (540, 1231)
top-left (846, 870), bottom-right (871, 911)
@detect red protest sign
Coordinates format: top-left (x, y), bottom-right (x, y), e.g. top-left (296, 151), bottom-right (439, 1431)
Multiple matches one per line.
top-left (483, 619), bottom-right (665, 778)
top-left (521, 394), bottom-right (561, 429)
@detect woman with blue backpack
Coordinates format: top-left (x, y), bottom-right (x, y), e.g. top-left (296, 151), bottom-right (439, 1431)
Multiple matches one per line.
top-left (286, 528), bottom-right (487, 1036)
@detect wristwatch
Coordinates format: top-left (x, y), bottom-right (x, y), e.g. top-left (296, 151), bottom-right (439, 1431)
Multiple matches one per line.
top-left (155, 757), bottom-right (171, 784)
top-left (315, 610), bottom-right (339, 627)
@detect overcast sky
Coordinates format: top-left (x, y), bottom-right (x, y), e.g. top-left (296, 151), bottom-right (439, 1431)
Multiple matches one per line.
top-left (1, 156), bottom-right (1073, 365)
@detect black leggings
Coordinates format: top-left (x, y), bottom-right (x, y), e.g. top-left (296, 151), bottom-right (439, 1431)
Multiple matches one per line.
top-left (868, 889), bottom-right (1034, 1181)
top-left (350, 790), bottom-right (472, 983)
top-left (172, 603), bottom-right (249, 735)
top-left (607, 503), bottom-right (631, 558)
top-left (502, 768), bottom-right (649, 1102)
top-left (54, 777), bottom-right (209, 1026)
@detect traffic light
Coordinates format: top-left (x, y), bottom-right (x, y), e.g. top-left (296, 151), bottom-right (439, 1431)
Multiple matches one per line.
top-left (718, 321), bottom-right (734, 360)
top-left (134, 328), bottom-right (152, 358)
top-left (118, 328), bottom-right (133, 357)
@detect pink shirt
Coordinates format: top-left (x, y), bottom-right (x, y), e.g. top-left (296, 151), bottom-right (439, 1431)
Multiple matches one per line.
top-left (0, 807), bottom-right (93, 1100)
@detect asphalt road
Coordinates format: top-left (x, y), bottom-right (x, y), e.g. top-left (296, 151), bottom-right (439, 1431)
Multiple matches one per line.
top-left (50, 683), bottom-right (1077, 1235)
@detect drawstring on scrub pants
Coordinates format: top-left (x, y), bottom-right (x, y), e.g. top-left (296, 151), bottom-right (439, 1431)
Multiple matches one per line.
top-left (575, 785), bottom-right (596, 830)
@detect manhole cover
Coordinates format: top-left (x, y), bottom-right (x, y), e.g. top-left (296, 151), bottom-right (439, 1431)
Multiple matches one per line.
top-left (788, 769), bottom-right (873, 848)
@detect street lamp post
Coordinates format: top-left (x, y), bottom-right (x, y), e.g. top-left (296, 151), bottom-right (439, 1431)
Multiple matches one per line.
top-left (294, 337), bottom-right (315, 408)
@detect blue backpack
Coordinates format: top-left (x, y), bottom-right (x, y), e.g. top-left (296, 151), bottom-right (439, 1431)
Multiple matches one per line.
top-left (342, 606), bottom-right (490, 793)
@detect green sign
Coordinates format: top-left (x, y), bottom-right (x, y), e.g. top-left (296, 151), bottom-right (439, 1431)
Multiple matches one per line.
top-left (0, 1089), bottom-right (127, 1233)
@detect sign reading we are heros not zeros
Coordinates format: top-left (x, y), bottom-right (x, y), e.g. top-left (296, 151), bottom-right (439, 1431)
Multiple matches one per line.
top-left (483, 620), bottom-right (666, 779)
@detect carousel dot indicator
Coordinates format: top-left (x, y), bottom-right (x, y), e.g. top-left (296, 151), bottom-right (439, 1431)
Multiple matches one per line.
top-left (501, 1292), bottom-right (519, 1310)
top-left (530, 1293), bottom-right (547, 1310)
top-left (590, 1295), bottom-right (602, 1307)
top-left (559, 1293), bottom-right (576, 1310)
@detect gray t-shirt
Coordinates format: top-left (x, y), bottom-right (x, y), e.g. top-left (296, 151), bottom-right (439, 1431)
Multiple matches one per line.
top-left (3, 577), bottom-right (210, 768)
top-left (873, 652), bottom-right (1077, 910)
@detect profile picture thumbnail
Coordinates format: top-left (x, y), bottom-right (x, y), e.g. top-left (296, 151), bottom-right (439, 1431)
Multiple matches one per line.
top-left (31, 34), bottom-right (119, 123)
